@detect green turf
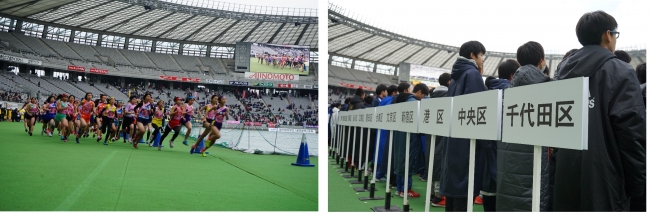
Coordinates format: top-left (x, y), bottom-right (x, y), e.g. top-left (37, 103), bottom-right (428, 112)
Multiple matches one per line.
top-left (249, 57), bottom-right (309, 75)
top-left (0, 122), bottom-right (317, 211)
top-left (327, 154), bottom-right (484, 212)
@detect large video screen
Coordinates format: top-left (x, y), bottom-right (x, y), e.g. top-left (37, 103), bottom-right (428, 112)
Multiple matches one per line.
top-left (250, 43), bottom-right (310, 76)
top-left (409, 64), bottom-right (451, 88)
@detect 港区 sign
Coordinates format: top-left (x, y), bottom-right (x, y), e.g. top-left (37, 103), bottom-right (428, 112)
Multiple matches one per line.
top-left (90, 68), bottom-right (108, 74)
top-left (245, 72), bottom-right (299, 81)
top-left (229, 81), bottom-right (248, 86)
top-left (158, 75), bottom-right (200, 83)
top-left (418, 97), bottom-right (453, 136)
top-left (501, 77), bottom-right (589, 150)
top-left (450, 90), bottom-right (503, 141)
top-left (67, 65), bottom-right (86, 72)
top-left (277, 84), bottom-right (298, 88)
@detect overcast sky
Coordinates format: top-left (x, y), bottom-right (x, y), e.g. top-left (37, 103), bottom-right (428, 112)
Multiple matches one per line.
top-left (330, 0), bottom-right (647, 54)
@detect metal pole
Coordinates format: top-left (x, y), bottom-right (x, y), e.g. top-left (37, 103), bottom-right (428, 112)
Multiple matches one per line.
top-left (467, 138), bottom-right (476, 211)
top-left (424, 135), bottom-right (436, 212)
top-left (350, 126), bottom-right (357, 177)
top-left (363, 127), bottom-right (371, 189)
top-left (403, 133), bottom-right (410, 212)
top-left (273, 126), bottom-right (278, 154)
top-left (385, 130), bottom-right (394, 209)
top-left (532, 145), bottom-right (542, 212)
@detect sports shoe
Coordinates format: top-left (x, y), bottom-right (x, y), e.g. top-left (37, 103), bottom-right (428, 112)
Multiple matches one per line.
top-left (183, 140), bottom-right (188, 146)
top-left (61, 136), bottom-right (65, 140)
top-left (25, 128), bottom-right (27, 132)
top-left (29, 132), bottom-right (32, 136)
top-left (190, 145), bottom-right (196, 154)
top-left (419, 176), bottom-right (427, 182)
top-left (63, 138), bottom-right (67, 142)
top-left (133, 142), bottom-right (139, 149)
top-left (407, 189), bottom-right (421, 198)
top-left (48, 132), bottom-right (53, 137)
top-left (76, 137), bottom-right (80, 144)
top-left (201, 149), bottom-right (207, 157)
top-left (395, 191), bottom-right (403, 197)
top-left (169, 141), bottom-right (174, 148)
top-left (431, 196), bottom-right (446, 207)
top-left (96, 137), bottom-right (101, 142)
top-left (158, 144), bottom-right (162, 151)
top-left (148, 142), bottom-right (153, 147)
top-left (376, 178), bottom-right (387, 182)
top-left (474, 196), bottom-right (483, 205)
top-left (103, 141), bottom-right (108, 145)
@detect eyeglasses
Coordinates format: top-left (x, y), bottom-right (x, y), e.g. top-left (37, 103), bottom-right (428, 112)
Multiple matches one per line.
top-left (610, 30), bottom-right (620, 39)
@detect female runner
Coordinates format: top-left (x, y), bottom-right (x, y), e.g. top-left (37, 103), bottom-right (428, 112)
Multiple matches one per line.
top-left (78, 93), bottom-right (94, 142)
top-left (132, 94), bottom-right (153, 149)
top-left (159, 97), bottom-right (184, 149)
top-left (192, 95), bottom-right (219, 150)
top-left (54, 94), bottom-right (70, 142)
top-left (123, 96), bottom-right (137, 143)
top-left (64, 95), bottom-right (77, 141)
top-left (192, 95), bottom-right (228, 157)
top-left (180, 97), bottom-right (195, 146)
top-left (148, 100), bottom-right (165, 150)
top-left (41, 96), bottom-right (57, 137)
top-left (21, 97), bottom-right (38, 136)
top-left (99, 97), bottom-right (117, 145)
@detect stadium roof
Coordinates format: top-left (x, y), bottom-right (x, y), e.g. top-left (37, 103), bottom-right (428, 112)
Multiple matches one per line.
top-left (0, 0), bottom-right (318, 49)
top-left (328, 3), bottom-right (645, 77)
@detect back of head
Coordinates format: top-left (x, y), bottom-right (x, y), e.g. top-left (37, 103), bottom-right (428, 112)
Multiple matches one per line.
top-left (637, 63), bottom-right (646, 84)
top-left (576, 10), bottom-right (618, 46)
top-left (517, 41), bottom-right (545, 66)
top-left (459, 41), bottom-right (486, 59)
top-left (485, 76), bottom-right (496, 89)
top-left (364, 95), bottom-right (374, 104)
top-left (614, 50), bottom-right (631, 63)
top-left (498, 59), bottom-right (520, 80)
top-left (563, 49), bottom-right (579, 60)
top-left (413, 83), bottom-right (429, 95)
top-left (344, 97), bottom-right (351, 104)
top-left (387, 85), bottom-right (399, 96)
top-left (398, 82), bottom-right (411, 93)
top-left (375, 84), bottom-right (388, 96)
top-left (355, 88), bottom-right (365, 96)
top-left (438, 73), bottom-right (451, 87)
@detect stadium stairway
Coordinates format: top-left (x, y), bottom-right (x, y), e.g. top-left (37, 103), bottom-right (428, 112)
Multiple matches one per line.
top-left (43, 77), bottom-right (85, 98)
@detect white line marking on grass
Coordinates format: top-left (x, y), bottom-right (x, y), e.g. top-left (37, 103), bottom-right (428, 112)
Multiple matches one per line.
top-left (54, 151), bottom-right (117, 211)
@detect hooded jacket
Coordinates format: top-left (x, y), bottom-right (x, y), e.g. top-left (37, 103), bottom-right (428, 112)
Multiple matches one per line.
top-left (349, 95), bottom-right (365, 111)
top-left (430, 85), bottom-right (449, 98)
top-left (488, 79), bottom-right (511, 90)
top-left (553, 45), bottom-right (645, 211)
top-left (495, 64), bottom-right (551, 211)
top-left (390, 93), bottom-right (424, 175)
top-left (377, 95), bottom-right (394, 178)
top-left (439, 57), bottom-right (488, 197)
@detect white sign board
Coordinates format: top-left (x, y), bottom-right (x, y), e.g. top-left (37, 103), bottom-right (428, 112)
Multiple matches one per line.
top-left (337, 110), bottom-right (352, 126)
top-left (502, 77), bottom-right (589, 150)
top-left (374, 101), bottom-right (419, 133)
top-left (351, 108), bottom-right (377, 129)
top-left (418, 97), bottom-right (453, 136)
top-left (450, 90), bottom-right (503, 140)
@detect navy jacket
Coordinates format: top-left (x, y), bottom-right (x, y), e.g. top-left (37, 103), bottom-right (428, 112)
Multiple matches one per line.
top-left (439, 57), bottom-right (488, 197)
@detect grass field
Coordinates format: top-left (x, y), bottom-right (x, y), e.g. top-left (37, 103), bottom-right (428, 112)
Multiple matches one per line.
top-left (250, 57), bottom-right (309, 75)
top-left (327, 154), bottom-right (484, 212)
top-left (0, 122), bottom-right (318, 211)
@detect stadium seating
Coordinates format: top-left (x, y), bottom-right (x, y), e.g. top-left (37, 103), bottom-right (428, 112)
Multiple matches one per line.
top-left (40, 39), bottom-right (83, 61)
top-left (145, 52), bottom-right (182, 72)
top-left (118, 49), bottom-right (156, 68)
top-left (171, 54), bottom-right (202, 72)
top-left (10, 33), bottom-right (58, 57)
top-left (93, 46), bottom-right (132, 66)
top-left (66, 42), bottom-right (101, 63)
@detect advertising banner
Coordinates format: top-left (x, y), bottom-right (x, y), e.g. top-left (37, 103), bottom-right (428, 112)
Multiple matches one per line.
top-left (206, 79), bottom-right (224, 84)
top-left (89, 67), bottom-right (108, 74)
top-left (245, 72), bottom-right (299, 81)
top-left (67, 65), bottom-right (86, 72)
top-left (158, 76), bottom-right (200, 83)
top-left (229, 81), bottom-right (249, 86)
top-left (0, 54), bottom-right (42, 66)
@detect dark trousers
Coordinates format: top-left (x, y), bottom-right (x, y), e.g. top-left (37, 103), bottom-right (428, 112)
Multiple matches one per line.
top-left (483, 196), bottom-right (496, 212)
top-left (445, 197), bottom-right (468, 212)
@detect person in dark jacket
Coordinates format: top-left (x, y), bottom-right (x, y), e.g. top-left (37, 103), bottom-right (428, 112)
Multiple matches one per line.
top-left (341, 97), bottom-right (351, 111)
top-left (496, 42), bottom-right (552, 212)
top-left (373, 84), bottom-right (387, 107)
top-left (427, 72), bottom-right (451, 207)
top-left (484, 59), bottom-right (518, 211)
top-left (392, 83), bottom-right (427, 198)
top-left (377, 85), bottom-right (398, 185)
top-left (637, 63), bottom-right (646, 109)
top-left (553, 11), bottom-right (645, 211)
top-left (349, 88), bottom-right (365, 111)
top-left (614, 50), bottom-right (631, 63)
top-left (439, 40), bottom-right (487, 212)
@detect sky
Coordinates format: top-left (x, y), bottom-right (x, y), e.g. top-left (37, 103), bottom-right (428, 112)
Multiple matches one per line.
top-left (329, 0), bottom-right (648, 54)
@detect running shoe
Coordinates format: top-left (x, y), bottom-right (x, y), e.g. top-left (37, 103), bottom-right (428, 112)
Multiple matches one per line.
top-left (29, 132), bottom-right (32, 136)
top-left (61, 136), bottom-right (65, 140)
top-left (133, 142), bottom-right (138, 149)
top-left (25, 128), bottom-right (27, 132)
top-left (157, 144), bottom-right (162, 151)
top-left (76, 137), bottom-right (80, 144)
top-left (103, 141), bottom-right (108, 145)
top-left (48, 132), bottom-right (52, 137)
top-left (183, 140), bottom-right (188, 146)
top-left (201, 148), bottom-right (207, 157)
top-left (169, 141), bottom-right (174, 148)
top-left (63, 138), bottom-right (67, 143)
top-left (148, 142), bottom-right (153, 147)
top-left (96, 137), bottom-right (101, 142)
top-left (474, 196), bottom-right (483, 205)
top-left (431, 196), bottom-right (446, 207)
top-left (190, 145), bottom-right (196, 154)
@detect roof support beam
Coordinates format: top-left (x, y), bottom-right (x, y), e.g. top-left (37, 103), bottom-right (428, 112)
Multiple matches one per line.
top-left (104, 9), bottom-right (152, 32)
top-left (51, 0), bottom-right (113, 23)
top-left (402, 46), bottom-right (426, 63)
top-left (328, 29), bottom-right (356, 42)
top-left (423, 49), bottom-right (442, 65)
top-left (354, 37), bottom-right (387, 58)
top-left (377, 43), bottom-right (409, 62)
top-left (267, 22), bottom-right (286, 44)
top-left (76, 4), bottom-right (134, 27)
top-left (157, 14), bottom-right (196, 38)
top-left (211, 19), bottom-right (241, 43)
top-left (0, 0), bottom-right (41, 13)
top-left (183, 16), bottom-right (219, 41)
top-left (332, 34), bottom-right (374, 53)
top-left (131, 11), bottom-right (176, 35)
top-left (240, 21), bottom-right (264, 42)
top-left (294, 23), bottom-right (310, 45)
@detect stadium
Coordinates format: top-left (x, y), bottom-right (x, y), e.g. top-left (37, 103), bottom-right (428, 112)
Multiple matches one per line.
top-left (327, 2), bottom-right (646, 212)
top-left (0, 0), bottom-right (317, 211)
